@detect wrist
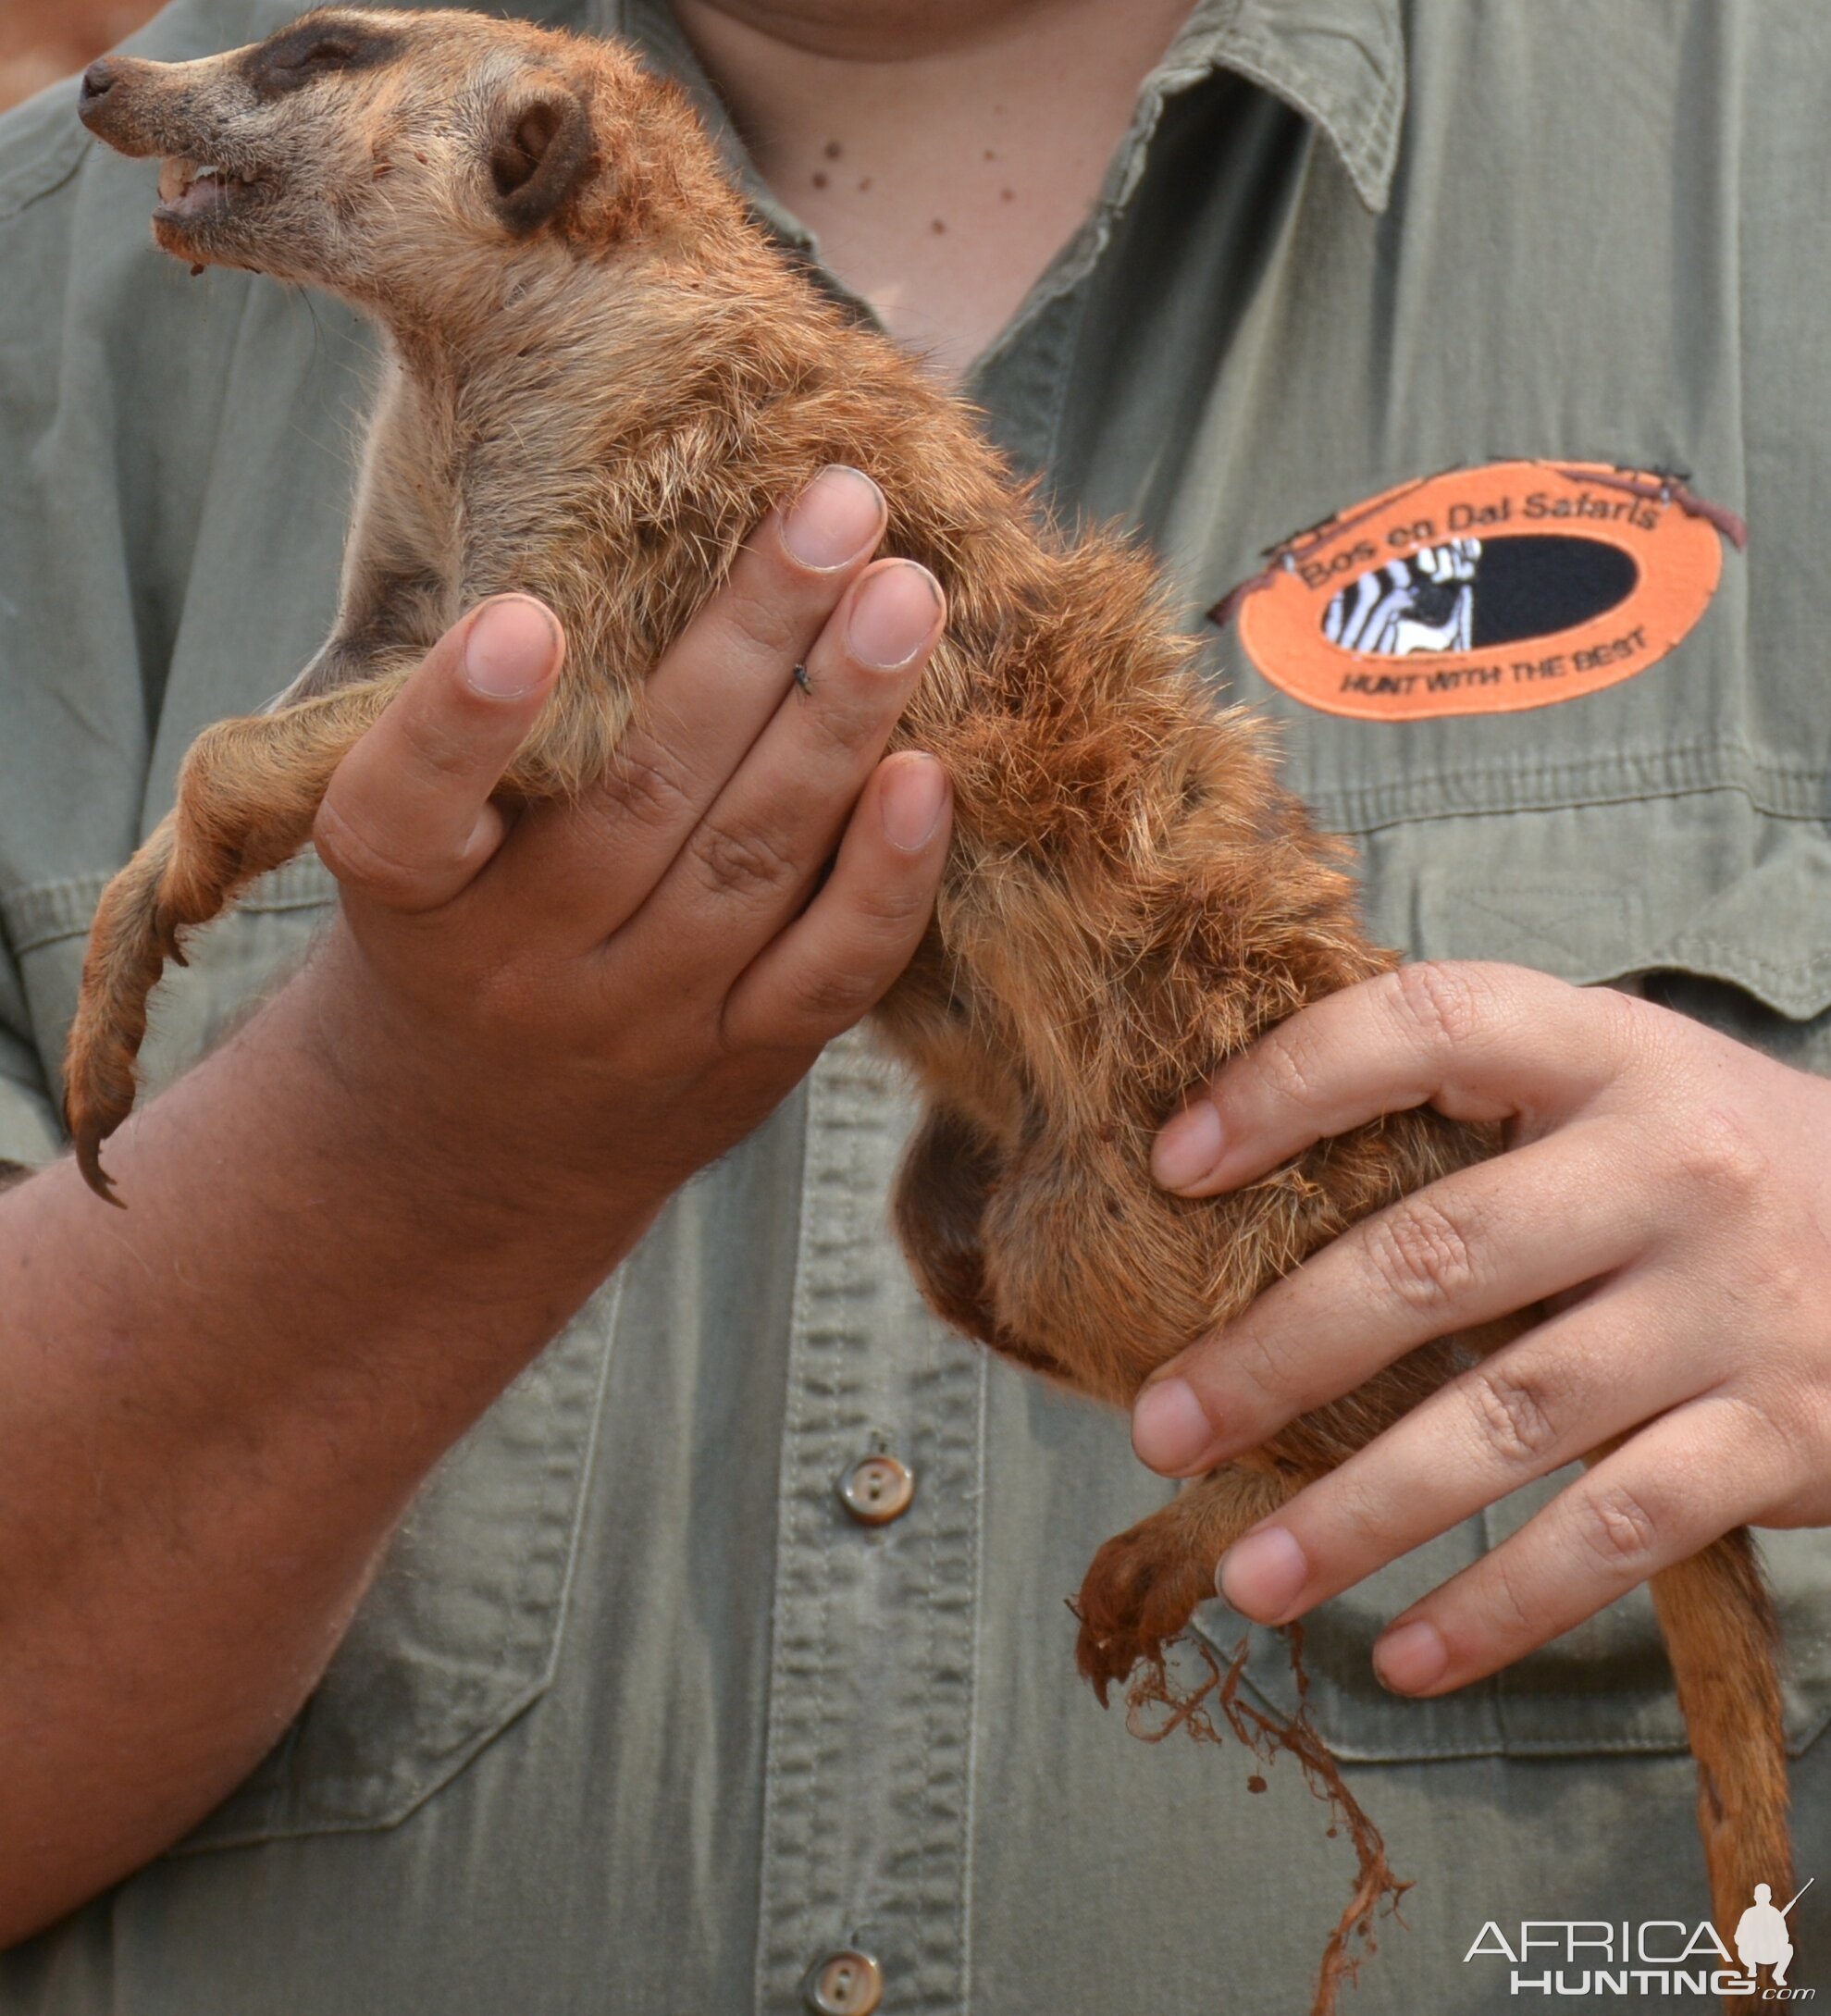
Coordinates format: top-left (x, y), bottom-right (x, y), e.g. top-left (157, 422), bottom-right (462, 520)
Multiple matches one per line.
top-left (282, 922), bottom-right (671, 1267)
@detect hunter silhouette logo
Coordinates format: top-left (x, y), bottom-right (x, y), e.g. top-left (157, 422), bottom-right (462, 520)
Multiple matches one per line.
top-left (1463, 1879), bottom-right (1815, 2000)
top-left (1738, 1881), bottom-right (1814, 1992)
top-left (1210, 460), bottom-right (1746, 723)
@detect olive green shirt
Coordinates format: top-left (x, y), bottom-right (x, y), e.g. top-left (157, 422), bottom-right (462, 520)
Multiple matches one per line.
top-left (3, 2), bottom-right (1829, 2010)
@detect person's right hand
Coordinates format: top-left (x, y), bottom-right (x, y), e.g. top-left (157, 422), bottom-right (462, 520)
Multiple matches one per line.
top-left (0, 464), bottom-right (949, 1944)
top-left (298, 464), bottom-right (951, 1240)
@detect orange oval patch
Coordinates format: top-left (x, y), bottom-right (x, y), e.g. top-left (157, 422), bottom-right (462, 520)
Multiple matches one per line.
top-left (1218, 461), bottom-right (1740, 723)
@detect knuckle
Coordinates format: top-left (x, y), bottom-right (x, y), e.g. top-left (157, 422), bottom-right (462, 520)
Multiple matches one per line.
top-left (1574, 1481), bottom-right (1662, 1577)
top-left (1361, 1193), bottom-right (1479, 1310)
top-left (800, 683), bottom-right (891, 762)
top-left (848, 858), bottom-right (933, 935)
top-left (1322, 1466), bottom-right (1403, 1556)
top-left (1463, 1362), bottom-right (1562, 1467)
top-left (1252, 1030), bottom-right (1320, 1110)
top-left (694, 817), bottom-right (800, 904)
top-left (1393, 959), bottom-right (1487, 1051)
top-left (1671, 1104), bottom-right (1769, 1206)
top-left (398, 704), bottom-right (480, 785)
top-left (603, 741), bottom-right (695, 831)
top-left (720, 569), bottom-right (810, 662)
top-left (1480, 1550), bottom-right (1541, 1641)
top-left (1227, 1319), bottom-right (1301, 1412)
top-left (1714, 1386), bottom-right (1796, 1483)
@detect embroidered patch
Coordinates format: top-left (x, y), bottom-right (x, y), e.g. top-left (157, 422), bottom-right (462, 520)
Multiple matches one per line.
top-left (1210, 461), bottom-right (1744, 723)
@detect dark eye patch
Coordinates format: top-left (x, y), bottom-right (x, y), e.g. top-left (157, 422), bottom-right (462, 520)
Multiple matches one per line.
top-left (246, 17), bottom-right (399, 97)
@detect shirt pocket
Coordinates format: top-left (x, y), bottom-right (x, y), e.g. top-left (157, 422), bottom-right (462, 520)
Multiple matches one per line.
top-left (173, 1301), bottom-right (615, 1850)
top-left (1192, 787), bottom-right (1831, 1763)
top-left (2, 859), bottom-right (618, 1844)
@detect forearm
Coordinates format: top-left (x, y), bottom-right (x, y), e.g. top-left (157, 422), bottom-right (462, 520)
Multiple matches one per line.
top-left (0, 946), bottom-right (652, 1947)
top-left (0, 473), bottom-right (948, 1948)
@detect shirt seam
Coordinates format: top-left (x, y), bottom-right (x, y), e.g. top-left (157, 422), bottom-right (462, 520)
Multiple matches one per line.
top-left (1211, 17), bottom-right (1403, 211)
top-left (3, 860), bottom-right (335, 954)
top-left (0, 118), bottom-right (86, 225)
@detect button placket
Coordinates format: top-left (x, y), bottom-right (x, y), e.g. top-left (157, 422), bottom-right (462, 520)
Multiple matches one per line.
top-left (752, 1031), bottom-right (987, 2013)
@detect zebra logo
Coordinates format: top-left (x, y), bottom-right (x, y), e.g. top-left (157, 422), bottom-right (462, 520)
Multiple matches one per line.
top-left (1322, 538), bottom-right (1482, 657)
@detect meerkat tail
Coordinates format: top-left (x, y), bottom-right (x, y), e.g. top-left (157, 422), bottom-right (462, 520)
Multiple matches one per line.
top-left (1649, 1530), bottom-right (1792, 1945)
top-left (63, 670), bottom-right (415, 1200)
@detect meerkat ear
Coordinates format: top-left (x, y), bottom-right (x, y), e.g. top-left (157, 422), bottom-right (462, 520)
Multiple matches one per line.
top-left (489, 85), bottom-right (594, 237)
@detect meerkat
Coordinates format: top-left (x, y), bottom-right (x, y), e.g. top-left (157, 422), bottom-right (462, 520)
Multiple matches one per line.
top-left (72, 10), bottom-right (1788, 2004)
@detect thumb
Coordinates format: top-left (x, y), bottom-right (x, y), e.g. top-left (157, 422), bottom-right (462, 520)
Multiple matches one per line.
top-left (312, 596), bottom-right (565, 912)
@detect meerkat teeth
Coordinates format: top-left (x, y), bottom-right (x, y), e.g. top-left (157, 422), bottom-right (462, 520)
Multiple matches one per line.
top-left (155, 156), bottom-right (249, 218)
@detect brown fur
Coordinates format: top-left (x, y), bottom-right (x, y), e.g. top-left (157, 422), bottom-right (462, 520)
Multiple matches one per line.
top-left (72, 11), bottom-right (1789, 2002)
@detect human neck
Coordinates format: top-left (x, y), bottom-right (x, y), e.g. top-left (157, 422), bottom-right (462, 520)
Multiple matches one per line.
top-left (674, 0), bottom-right (1192, 377)
top-left (672, 0), bottom-right (1090, 62)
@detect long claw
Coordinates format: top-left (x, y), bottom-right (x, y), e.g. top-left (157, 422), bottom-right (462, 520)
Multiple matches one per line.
top-left (73, 1128), bottom-right (126, 1207)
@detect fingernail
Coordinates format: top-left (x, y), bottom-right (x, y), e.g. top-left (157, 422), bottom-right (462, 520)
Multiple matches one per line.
top-left (1152, 1101), bottom-right (1223, 1191)
top-left (1374, 1619), bottom-right (1449, 1694)
top-left (781, 464), bottom-right (885, 571)
top-left (881, 754), bottom-right (949, 852)
top-left (1218, 1525), bottom-right (1308, 1620)
top-left (1131, 1376), bottom-right (1217, 1475)
top-left (847, 561), bottom-right (944, 671)
top-left (465, 597), bottom-right (561, 699)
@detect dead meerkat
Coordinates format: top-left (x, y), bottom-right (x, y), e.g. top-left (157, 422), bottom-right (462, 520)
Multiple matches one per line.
top-left (72, 8), bottom-right (1788, 2004)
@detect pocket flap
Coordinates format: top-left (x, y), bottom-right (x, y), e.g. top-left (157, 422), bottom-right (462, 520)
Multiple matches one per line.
top-left (173, 1288), bottom-right (617, 1849)
top-left (1362, 794), bottom-right (1831, 1022)
top-left (1194, 1471), bottom-right (1831, 1762)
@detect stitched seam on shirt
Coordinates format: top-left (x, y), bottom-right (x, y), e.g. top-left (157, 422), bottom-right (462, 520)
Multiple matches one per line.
top-left (954, 1347), bottom-right (989, 2013)
top-left (922, 1366), bottom-right (941, 2004)
top-left (1431, 884), bottom-right (1831, 1002)
top-left (1214, 19), bottom-right (1403, 209)
top-left (1303, 745), bottom-right (1831, 833)
top-left (1030, 284), bottom-right (1096, 487)
top-left (0, 102), bottom-right (87, 223)
top-left (1220, 31), bottom-right (1384, 158)
top-left (4, 860), bottom-right (336, 953)
top-left (752, 1067), bottom-right (838, 2010)
top-left (1661, 940), bottom-right (1831, 985)
top-left (1197, 1618), bottom-right (1717, 1763)
top-left (0, 133), bottom-right (83, 225)
top-left (167, 1312), bottom-right (617, 1842)
top-left (331, 1342), bottom-right (601, 1804)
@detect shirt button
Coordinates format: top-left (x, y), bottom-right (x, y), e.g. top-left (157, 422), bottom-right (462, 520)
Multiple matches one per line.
top-left (804, 1948), bottom-right (884, 2015)
top-left (835, 1453), bottom-right (915, 1527)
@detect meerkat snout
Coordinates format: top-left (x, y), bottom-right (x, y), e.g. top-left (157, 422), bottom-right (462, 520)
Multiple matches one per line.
top-left (75, 8), bottom-right (665, 299)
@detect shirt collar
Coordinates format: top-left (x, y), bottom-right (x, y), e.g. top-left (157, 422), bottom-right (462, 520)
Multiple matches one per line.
top-left (596, 0), bottom-right (1406, 216)
top-left (1181, 0), bottom-right (1406, 212)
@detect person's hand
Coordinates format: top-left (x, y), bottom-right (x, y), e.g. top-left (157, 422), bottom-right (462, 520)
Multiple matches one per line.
top-left (300, 464), bottom-right (950, 1237)
top-left (1129, 961), bottom-right (1831, 1696)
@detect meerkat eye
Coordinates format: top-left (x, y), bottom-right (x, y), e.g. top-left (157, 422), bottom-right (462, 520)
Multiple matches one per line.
top-left (291, 35), bottom-right (359, 68)
top-left (251, 21), bottom-right (392, 94)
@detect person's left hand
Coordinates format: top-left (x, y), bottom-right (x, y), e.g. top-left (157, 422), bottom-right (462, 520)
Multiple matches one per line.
top-left (1128, 960), bottom-right (1831, 1697)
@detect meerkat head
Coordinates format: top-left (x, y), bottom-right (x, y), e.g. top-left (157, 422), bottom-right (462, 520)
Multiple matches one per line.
top-left (78, 7), bottom-right (738, 315)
